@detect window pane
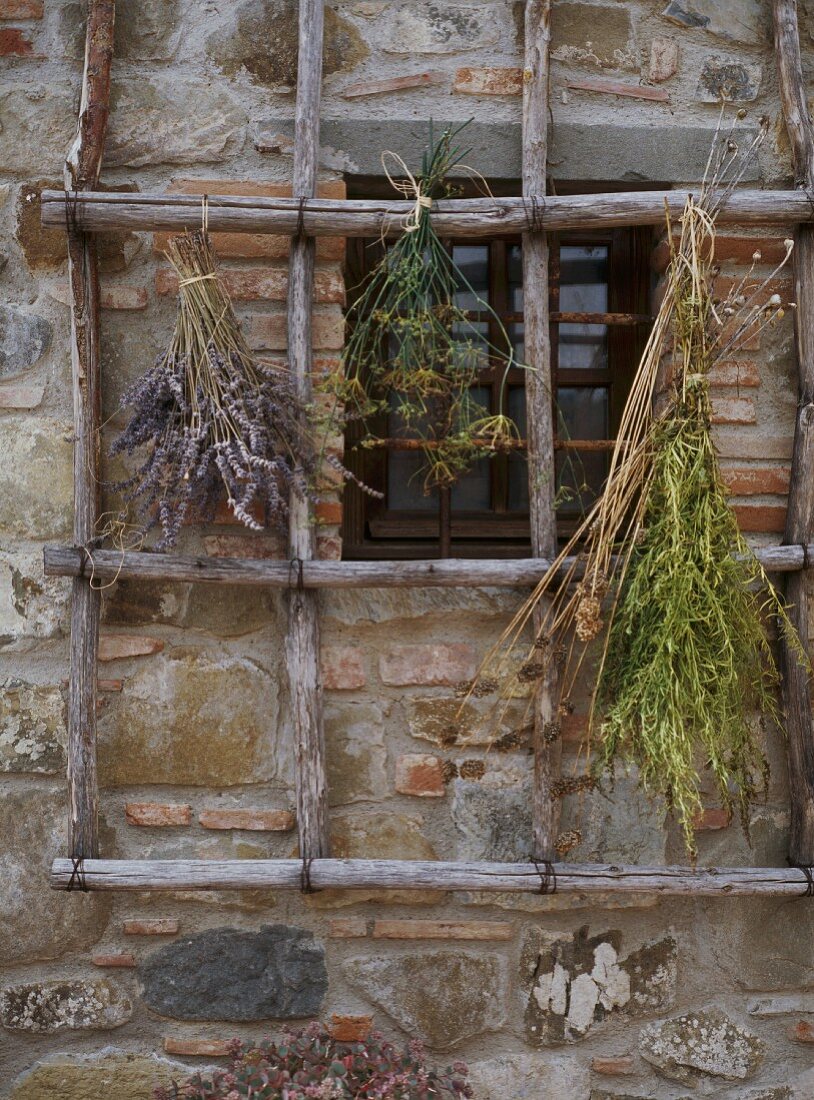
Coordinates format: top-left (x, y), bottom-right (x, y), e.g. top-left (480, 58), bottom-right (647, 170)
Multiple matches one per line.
top-left (508, 243), bottom-right (523, 311)
top-left (559, 244), bottom-right (609, 370)
top-left (557, 386), bottom-right (609, 510)
top-left (388, 451), bottom-right (438, 511)
top-left (452, 386), bottom-right (491, 511)
top-left (453, 245), bottom-right (489, 310)
top-left (558, 322), bottom-right (608, 371)
top-left (507, 386), bottom-right (528, 512)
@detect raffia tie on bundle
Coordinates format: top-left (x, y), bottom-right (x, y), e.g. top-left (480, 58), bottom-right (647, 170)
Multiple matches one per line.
top-left (381, 151), bottom-right (433, 233)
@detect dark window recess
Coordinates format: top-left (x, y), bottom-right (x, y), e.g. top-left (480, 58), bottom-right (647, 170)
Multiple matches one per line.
top-left (341, 206), bottom-right (654, 560)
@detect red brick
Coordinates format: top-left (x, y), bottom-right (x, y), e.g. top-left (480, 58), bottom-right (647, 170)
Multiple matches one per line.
top-left (0, 26), bottom-right (35, 54)
top-left (210, 496), bottom-right (265, 526)
top-left (0, 381), bottom-right (44, 409)
top-left (372, 919), bottom-right (512, 940)
top-left (788, 1021), bottom-right (814, 1043)
top-left (164, 1038), bottom-right (232, 1057)
top-left (98, 633), bottom-right (164, 661)
top-left (649, 37), bottom-right (678, 83)
top-left (92, 953), bottom-right (137, 968)
top-left (329, 1014), bottom-right (374, 1042)
top-left (734, 504), bottom-right (787, 533)
top-left (328, 917), bottom-right (369, 938)
top-left (453, 66), bottom-right (523, 96)
top-left (123, 919), bottom-right (180, 936)
top-left (316, 533), bottom-right (343, 560)
top-left (566, 76), bottom-right (670, 102)
top-left (315, 499), bottom-right (343, 525)
top-left (714, 236), bottom-right (793, 266)
top-left (693, 807), bottom-right (730, 831)
top-left (713, 274), bottom-right (793, 304)
top-left (395, 753), bottom-right (446, 797)
top-left (156, 265), bottom-right (344, 305)
top-left (561, 713), bottom-right (588, 743)
top-left (249, 310), bottom-right (345, 352)
top-left (0, 0), bottom-right (43, 15)
top-left (721, 465), bottom-right (790, 496)
top-left (321, 646), bottom-right (366, 690)
top-left (591, 1055), bottom-right (636, 1075)
top-left (203, 533), bottom-right (286, 559)
top-left (155, 179), bottom-right (345, 262)
top-left (380, 643), bottom-right (477, 686)
top-left (343, 71), bottom-right (447, 98)
top-left (101, 286), bottom-right (149, 310)
top-left (711, 397), bottom-right (756, 425)
top-left (125, 802), bottom-right (192, 827)
top-left (198, 808), bottom-right (295, 831)
top-left (707, 359), bottom-right (760, 387)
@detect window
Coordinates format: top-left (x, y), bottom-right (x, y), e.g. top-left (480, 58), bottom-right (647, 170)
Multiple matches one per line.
top-left (341, 194), bottom-right (654, 559)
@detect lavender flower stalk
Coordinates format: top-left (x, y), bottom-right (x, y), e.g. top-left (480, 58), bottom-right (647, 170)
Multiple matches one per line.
top-left (112, 231), bottom-right (372, 550)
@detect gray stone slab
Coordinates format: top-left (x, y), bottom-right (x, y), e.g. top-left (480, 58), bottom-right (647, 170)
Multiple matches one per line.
top-left (259, 119), bottom-right (763, 183)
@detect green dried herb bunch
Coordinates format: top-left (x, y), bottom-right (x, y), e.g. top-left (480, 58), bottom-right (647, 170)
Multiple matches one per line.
top-left (334, 122), bottom-right (524, 492)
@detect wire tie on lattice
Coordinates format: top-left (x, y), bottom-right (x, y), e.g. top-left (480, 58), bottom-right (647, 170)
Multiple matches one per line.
top-left (288, 557), bottom-right (305, 593)
top-left (523, 194), bottom-right (546, 234)
top-left (300, 855), bottom-right (319, 894)
top-left (296, 195), bottom-right (307, 239)
top-left (67, 856), bottom-right (88, 893)
top-left (803, 542), bottom-right (811, 571)
top-left (530, 856), bottom-right (557, 895)
top-left (788, 858), bottom-right (814, 898)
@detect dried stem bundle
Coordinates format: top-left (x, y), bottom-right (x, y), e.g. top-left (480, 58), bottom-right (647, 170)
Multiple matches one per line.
top-left (470, 115), bottom-right (805, 855)
top-left (112, 231), bottom-right (365, 549)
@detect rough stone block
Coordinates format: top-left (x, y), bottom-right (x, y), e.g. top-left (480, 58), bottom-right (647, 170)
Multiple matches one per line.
top-left (0, 788), bottom-right (111, 965)
top-left (98, 633), bottom-right (164, 661)
top-left (344, 951), bottom-right (507, 1050)
top-left (125, 802), bottom-right (192, 827)
top-left (141, 925), bottom-right (327, 1021)
top-left (198, 808), bottom-right (295, 831)
top-left (552, 2), bottom-right (637, 70)
top-left (0, 304), bottom-right (51, 377)
top-left (395, 753), bottom-right (446, 797)
top-left (649, 36), bottom-right (679, 82)
top-left (661, 0), bottom-right (767, 43)
top-left (207, 0), bottom-right (367, 88)
top-left (0, 381), bottom-right (45, 408)
top-left (0, 680), bottom-right (65, 773)
top-left (453, 67), bottom-right (523, 96)
top-left (408, 695), bottom-right (526, 749)
top-left (372, 920), bottom-right (513, 941)
top-left (9, 1055), bottom-right (191, 1100)
top-left (451, 779), bottom-right (531, 862)
top-left (0, 417), bottom-right (72, 539)
top-left (523, 928), bottom-right (677, 1046)
top-left (321, 645), bottom-right (366, 690)
top-left (698, 58), bottom-right (762, 102)
top-left (789, 1021), bottom-right (814, 1043)
top-left (106, 78), bottom-right (246, 168)
top-left (379, 4), bottom-right (499, 54)
top-left (640, 1009), bottom-right (764, 1083)
top-left (748, 994), bottom-right (814, 1016)
top-left (325, 700), bottom-right (387, 806)
top-left (467, 1052), bottom-right (590, 1099)
top-left (0, 980), bottom-right (131, 1033)
top-left (98, 647), bottom-right (287, 787)
top-left (379, 643), bottom-right (477, 686)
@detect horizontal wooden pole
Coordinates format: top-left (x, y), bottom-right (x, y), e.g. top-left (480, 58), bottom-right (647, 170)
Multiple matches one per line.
top-left (43, 543), bottom-right (814, 588)
top-left (42, 188), bottom-right (813, 238)
top-left (50, 856), bottom-right (814, 896)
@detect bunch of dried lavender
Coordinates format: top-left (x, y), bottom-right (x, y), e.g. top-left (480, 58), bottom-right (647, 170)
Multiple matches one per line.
top-left (113, 231), bottom-right (358, 550)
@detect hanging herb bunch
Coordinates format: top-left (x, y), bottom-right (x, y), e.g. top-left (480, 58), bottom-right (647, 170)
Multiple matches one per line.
top-left (470, 115), bottom-right (807, 857)
top-left (112, 230), bottom-right (367, 550)
top-left (334, 122), bottom-right (524, 493)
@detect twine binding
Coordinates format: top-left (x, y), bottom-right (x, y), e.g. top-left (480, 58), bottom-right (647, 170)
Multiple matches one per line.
top-left (530, 856), bottom-right (557, 895)
top-left (67, 856), bottom-right (89, 893)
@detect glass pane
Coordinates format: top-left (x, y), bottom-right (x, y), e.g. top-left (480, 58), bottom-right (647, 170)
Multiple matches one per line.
top-left (452, 386), bottom-right (491, 511)
top-left (507, 386), bottom-right (528, 513)
top-left (508, 321), bottom-right (524, 363)
top-left (556, 386), bottom-right (609, 511)
top-left (558, 322), bottom-right (608, 371)
top-left (508, 243), bottom-right (523, 311)
top-left (451, 319), bottom-right (490, 370)
top-left (388, 451), bottom-right (438, 511)
top-left (453, 245), bottom-right (489, 310)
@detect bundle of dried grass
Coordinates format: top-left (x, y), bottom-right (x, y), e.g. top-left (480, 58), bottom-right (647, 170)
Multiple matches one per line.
top-left (472, 117), bottom-right (805, 856)
top-left (112, 231), bottom-right (366, 550)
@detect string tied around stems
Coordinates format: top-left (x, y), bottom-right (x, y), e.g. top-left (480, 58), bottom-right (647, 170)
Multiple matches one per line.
top-left (381, 151), bottom-right (433, 233)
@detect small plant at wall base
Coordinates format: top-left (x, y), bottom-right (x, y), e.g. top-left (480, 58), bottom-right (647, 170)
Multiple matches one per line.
top-left (333, 122), bottom-right (524, 494)
top-left (111, 230), bottom-right (373, 551)
top-left (153, 1026), bottom-right (473, 1099)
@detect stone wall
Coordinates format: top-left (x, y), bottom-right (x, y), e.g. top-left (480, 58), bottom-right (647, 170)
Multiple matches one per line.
top-left (2, 0), bottom-right (814, 1097)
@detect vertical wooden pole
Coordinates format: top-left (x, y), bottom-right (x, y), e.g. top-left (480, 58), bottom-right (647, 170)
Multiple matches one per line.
top-left (773, 0), bottom-right (814, 865)
top-left (287, 0), bottom-right (330, 858)
top-left (522, 0), bottom-right (560, 861)
top-left (64, 0), bottom-right (115, 860)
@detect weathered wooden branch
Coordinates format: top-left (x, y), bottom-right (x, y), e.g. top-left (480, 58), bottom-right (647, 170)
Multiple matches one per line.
top-left (523, 0), bottom-right (560, 863)
top-left (287, 0), bottom-right (330, 860)
top-left (44, 544), bottom-right (814, 587)
top-left (40, 188), bottom-right (814, 237)
top-left (64, 0), bottom-right (115, 861)
top-left (773, 0), bottom-right (814, 865)
top-left (51, 857), bottom-right (814, 896)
